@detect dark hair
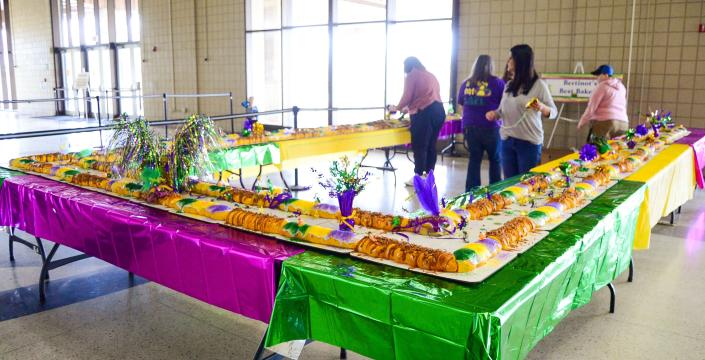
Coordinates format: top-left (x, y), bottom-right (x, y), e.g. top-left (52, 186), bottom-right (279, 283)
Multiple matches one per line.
top-left (502, 59), bottom-right (513, 82)
top-left (404, 57), bottom-right (425, 74)
top-left (505, 44), bottom-right (539, 97)
top-left (467, 55), bottom-right (494, 85)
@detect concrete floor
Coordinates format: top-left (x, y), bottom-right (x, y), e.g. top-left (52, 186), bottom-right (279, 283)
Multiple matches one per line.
top-left (1, 115), bottom-right (704, 359)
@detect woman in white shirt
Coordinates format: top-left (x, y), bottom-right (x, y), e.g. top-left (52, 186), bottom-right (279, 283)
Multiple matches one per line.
top-left (486, 44), bottom-right (557, 177)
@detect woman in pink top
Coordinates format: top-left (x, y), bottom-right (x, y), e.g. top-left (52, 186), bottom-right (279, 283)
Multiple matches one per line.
top-left (389, 57), bottom-right (445, 185)
top-left (578, 64), bottom-right (629, 139)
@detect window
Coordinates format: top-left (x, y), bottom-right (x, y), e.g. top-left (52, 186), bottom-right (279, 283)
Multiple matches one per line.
top-left (246, 0), bottom-right (454, 127)
top-left (0, 0), bottom-right (16, 109)
top-left (53, 0), bottom-right (142, 118)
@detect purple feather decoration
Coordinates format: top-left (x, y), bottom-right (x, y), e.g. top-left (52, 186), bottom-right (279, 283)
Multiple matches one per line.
top-left (652, 123), bottom-right (660, 138)
top-left (627, 140), bottom-right (636, 149)
top-left (413, 170), bottom-right (440, 216)
top-left (579, 143), bottom-right (598, 162)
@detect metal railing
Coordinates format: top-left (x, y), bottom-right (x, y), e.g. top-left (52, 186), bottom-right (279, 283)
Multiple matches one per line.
top-left (0, 107), bottom-right (297, 141)
top-left (48, 88), bottom-right (234, 121)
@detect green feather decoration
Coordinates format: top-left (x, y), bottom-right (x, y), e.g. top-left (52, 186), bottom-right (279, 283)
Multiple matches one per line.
top-left (167, 114), bottom-right (222, 192)
top-left (107, 114), bottom-right (162, 179)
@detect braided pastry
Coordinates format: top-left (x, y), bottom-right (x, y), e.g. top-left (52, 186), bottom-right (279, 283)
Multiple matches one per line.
top-left (356, 235), bottom-right (459, 273)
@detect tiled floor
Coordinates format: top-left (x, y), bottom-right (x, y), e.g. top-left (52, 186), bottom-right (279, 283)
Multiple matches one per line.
top-left (1, 115), bottom-right (704, 359)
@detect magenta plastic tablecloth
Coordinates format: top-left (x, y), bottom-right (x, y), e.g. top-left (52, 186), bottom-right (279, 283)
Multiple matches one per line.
top-left (438, 118), bottom-right (462, 140)
top-left (676, 128), bottom-right (705, 189)
top-left (0, 175), bottom-right (304, 322)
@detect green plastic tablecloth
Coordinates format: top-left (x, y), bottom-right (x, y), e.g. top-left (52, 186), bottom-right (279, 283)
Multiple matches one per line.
top-left (0, 167), bottom-right (24, 187)
top-left (208, 143), bottom-right (280, 172)
top-left (265, 180), bottom-right (646, 359)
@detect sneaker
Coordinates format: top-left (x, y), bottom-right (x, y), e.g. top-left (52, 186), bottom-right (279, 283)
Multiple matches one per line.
top-left (404, 173), bottom-right (423, 187)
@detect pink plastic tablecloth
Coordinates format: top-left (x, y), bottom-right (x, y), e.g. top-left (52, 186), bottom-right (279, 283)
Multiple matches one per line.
top-left (0, 175), bottom-right (304, 322)
top-left (676, 128), bottom-right (705, 189)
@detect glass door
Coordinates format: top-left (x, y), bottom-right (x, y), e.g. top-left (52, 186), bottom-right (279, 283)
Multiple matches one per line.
top-left (117, 44), bottom-right (142, 116)
top-left (87, 46), bottom-right (113, 117)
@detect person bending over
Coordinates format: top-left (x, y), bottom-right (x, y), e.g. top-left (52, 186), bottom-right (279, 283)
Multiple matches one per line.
top-left (577, 64), bottom-right (629, 140)
top-left (389, 57), bottom-right (445, 186)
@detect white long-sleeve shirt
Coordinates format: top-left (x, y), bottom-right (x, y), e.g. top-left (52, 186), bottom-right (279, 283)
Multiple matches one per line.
top-left (496, 79), bottom-right (558, 145)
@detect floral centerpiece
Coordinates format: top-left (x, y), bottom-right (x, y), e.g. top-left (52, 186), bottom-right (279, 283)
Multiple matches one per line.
top-left (315, 156), bottom-right (369, 231)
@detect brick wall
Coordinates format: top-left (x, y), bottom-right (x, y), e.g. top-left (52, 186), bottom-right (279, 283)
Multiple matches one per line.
top-left (9, 0), bottom-right (56, 116)
top-left (140, 0), bottom-right (246, 127)
top-left (458, 0), bottom-right (705, 150)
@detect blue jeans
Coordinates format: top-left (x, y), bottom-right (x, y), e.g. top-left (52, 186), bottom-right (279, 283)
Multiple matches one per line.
top-left (501, 137), bottom-right (542, 178)
top-left (410, 102), bottom-right (446, 175)
top-left (464, 126), bottom-right (502, 192)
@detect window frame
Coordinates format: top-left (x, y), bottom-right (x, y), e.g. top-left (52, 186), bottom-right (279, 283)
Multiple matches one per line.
top-left (52, 0), bottom-right (142, 118)
top-left (245, 0), bottom-right (459, 127)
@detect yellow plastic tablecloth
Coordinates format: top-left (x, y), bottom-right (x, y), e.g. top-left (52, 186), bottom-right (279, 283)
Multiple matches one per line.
top-left (626, 144), bottom-right (695, 249)
top-left (277, 127), bottom-right (410, 162)
top-left (236, 127), bottom-right (411, 178)
top-left (532, 145), bottom-right (696, 249)
top-left (531, 153), bottom-right (579, 173)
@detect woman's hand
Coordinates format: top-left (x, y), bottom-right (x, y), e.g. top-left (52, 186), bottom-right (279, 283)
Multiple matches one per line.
top-left (387, 105), bottom-right (399, 113)
top-left (486, 111), bottom-right (499, 121)
top-left (529, 100), bottom-right (551, 117)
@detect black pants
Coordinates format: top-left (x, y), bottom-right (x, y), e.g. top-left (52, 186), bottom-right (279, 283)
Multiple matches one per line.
top-left (410, 101), bottom-right (446, 175)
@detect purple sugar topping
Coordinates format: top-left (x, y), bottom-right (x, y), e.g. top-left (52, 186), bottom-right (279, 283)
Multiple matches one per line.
top-left (327, 230), bottom-right (356, 243)
top-left (546, 202), bottom-right (564, 212)
top-left (582, 179), bottom-right (597, 188)
top-left (208, 204), bottom-right (232, 213)
top-left (313, 203), bottom-right (339, 213)
top-left (478, 238), bottom-right (501, 253)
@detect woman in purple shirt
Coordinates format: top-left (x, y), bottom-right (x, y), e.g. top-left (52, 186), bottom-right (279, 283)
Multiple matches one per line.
top-left (457, 55), bottom-right (506, 191)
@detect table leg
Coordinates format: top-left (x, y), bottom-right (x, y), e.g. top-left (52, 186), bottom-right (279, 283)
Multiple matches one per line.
top-left (38, 244), bottom-right (92, 304)
top-left (239, 169), bottom-right (246, 189)
top-left (36, 237), bottom-right (49, 280)
top-left (607, 283), bottom-right (616, 314)
top-left (251, 165), bottom-right (263, 191)
top-left (340, 348), bottom-right (347, 359)
top-left (8, 226), bottom-right (14, 262)
top-left (628, 257), bottom-right (634, 283)
top-left (39, 243), bottom-right (60, 304)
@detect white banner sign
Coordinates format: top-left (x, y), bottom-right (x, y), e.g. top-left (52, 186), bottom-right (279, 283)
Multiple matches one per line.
top-left (542, 73), bottom-right (623, 103)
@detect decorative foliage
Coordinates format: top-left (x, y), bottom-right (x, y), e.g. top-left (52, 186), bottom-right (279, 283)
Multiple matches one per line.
top-left (167, 114), bottom-right (222, 192)
top-left (313, 156), bottom-right (370, 231)
top-left (314, 156), bottom-right (370, 198)
top-left (107, 114), bottom-right (163, 180)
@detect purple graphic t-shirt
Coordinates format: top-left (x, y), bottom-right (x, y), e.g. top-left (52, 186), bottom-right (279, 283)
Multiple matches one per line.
top-left (457, 76), bottom-right (505, 128)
